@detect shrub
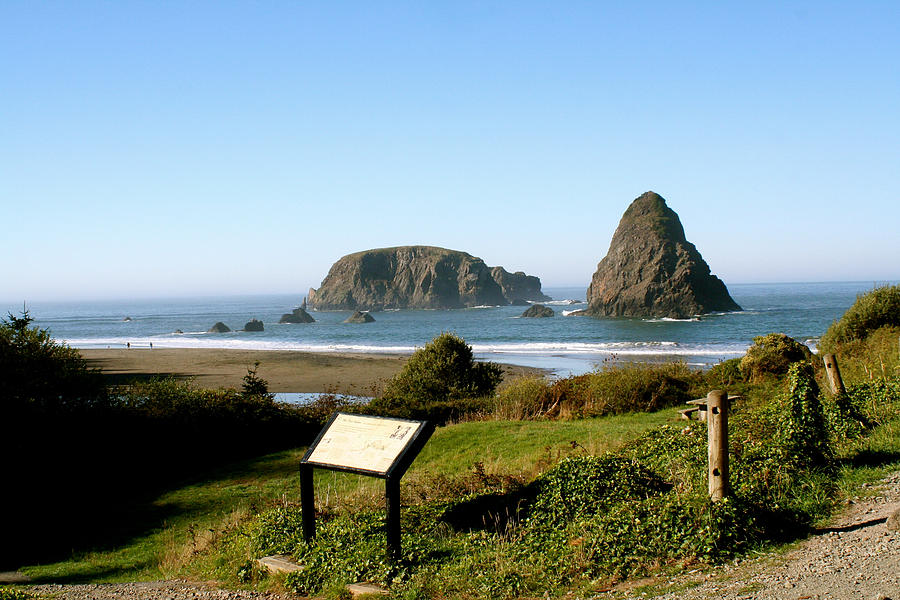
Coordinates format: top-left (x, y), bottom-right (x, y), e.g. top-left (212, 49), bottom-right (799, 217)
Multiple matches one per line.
top-left (526, 455), bottom-right (669, 526)
top-left (739, 333), bottom-right (813, 381)
top-left (819, 284), bottom-right (900, 350)
top-left (493, 362), bottom-right (701, 419)
top-left (0, 587), bottom-right (32, 600)
top-left (776, 362), bottom-right (831, 468)
top-left (705, 357), bottom-right (746, 388)
top-left (0, 310), bottom-right (107, 411)
top-left (368, 333), bottom-right (502, 421)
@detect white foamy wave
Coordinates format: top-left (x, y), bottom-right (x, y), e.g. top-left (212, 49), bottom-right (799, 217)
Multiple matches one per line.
top-left (561, 309), bottom-right (582, 316)
top-left (544, 299), bottom-right (584, 306)
top-left (60, 336), bottom-right (417, 354)
top-left (471, 340), bottom-right (746, 357)
top-left (644, 317), bottom-right (701, 323)
top-left (62, 336), bottom-right (748, 358)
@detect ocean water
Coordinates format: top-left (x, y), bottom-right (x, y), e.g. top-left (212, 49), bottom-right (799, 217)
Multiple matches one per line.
top-left (6, 282), bottom-right (889, 377)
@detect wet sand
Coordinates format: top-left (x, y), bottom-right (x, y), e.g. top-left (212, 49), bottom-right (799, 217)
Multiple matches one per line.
top-left (80, 348), bottom-right (543, 394)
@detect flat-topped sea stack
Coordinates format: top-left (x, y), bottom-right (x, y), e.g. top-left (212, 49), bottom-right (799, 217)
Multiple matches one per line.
top-left (521, 304), bottom-right (555, 318)
top-left (308, 246), bottom-right (550, 310)
top-left (583, 192), bottom-right (741, 319)
top-left (279, 307), bottom-right (315, 323)
top-left (243, 319), bottom-right (264, 331)
top-left (489, 266), bottom-right (550, 305)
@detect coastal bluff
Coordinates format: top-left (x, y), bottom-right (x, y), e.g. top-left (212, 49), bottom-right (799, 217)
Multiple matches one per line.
top-left (582, 191), bottom-right (741, 319)
top-left (307, 246), bottom-right (550, 310)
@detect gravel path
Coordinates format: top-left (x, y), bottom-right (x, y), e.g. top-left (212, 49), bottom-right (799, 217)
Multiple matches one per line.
top-left (649, 471), bottom-right (900, 600)
top-left (26, 580), bottom-right (299, 600)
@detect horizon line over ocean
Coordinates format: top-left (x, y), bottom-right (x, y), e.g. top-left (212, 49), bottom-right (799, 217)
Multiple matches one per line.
top-left (9, 281), bottom-right (895, 378)
top-left (3, 279), bottom-right (898, 305)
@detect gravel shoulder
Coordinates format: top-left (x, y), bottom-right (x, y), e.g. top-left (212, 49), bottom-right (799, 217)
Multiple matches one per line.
top-left (25, 580), bottom-right (299, 600)
top-left (647, 470), bottom-right (900, 600)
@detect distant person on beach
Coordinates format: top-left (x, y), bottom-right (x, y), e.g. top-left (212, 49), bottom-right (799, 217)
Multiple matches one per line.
top-left (127, 342), bottom-right (130, 349)
top-left (150, 342), bottom-right (153, 349)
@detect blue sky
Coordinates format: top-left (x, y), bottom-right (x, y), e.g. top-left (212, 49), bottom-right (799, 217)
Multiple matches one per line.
top-left (3, 1), bottom-right (898, 301)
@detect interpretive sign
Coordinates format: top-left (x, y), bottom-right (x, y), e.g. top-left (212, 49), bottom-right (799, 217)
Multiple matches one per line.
top-left (299, 412), bottom-right (434, 560)
top-left (304, 413), bottom-right (428, 476)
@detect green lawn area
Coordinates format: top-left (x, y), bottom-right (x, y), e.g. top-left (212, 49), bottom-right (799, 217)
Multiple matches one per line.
top-left (19, 408), bottom-right (676, 585)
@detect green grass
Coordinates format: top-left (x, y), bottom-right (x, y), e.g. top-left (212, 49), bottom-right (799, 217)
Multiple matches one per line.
top-left (17, 409), bottom-right (675, 586)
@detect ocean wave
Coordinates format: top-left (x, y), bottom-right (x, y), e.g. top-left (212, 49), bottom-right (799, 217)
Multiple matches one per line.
top-left (61, 336), bottom-right (748, 358)
top-left (544, 299), bottom-right (584, 306)
top-left (471, 341), bottom-right (746, 357)
top-left (60, 337), bottom-right (417, 354)
top-left (643, 317), bottom-right (701, 323)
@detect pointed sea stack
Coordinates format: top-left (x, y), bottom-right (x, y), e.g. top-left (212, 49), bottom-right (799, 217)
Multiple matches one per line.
top-left (583, 191), bottom-right (741, 319)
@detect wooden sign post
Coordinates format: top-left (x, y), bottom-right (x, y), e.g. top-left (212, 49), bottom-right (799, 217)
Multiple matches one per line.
top-left (300, 413), bottom-right (434, 561)
top-left (823, 353), bottom-right (846, 396)
top-left (706, 390), bottom-right (729, 502)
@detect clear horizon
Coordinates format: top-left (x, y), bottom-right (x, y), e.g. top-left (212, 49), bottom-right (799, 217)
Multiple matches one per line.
top-left (3, 2), bottom-right (899, 302)
top-left (5, 279), bottom-right (899, 307)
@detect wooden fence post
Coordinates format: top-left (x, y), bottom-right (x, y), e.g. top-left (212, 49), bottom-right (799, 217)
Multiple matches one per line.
top-left (707, 390), bottom-right (729, 502)
top-left (823, 353), bottom-right (846, 396)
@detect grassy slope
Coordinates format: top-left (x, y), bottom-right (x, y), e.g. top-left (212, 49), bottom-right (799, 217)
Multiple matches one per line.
top-left (19, 410), bottom-right (673, 584)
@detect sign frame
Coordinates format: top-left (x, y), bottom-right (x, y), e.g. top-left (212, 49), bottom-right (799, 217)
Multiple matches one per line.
top-left (299, 412), bottom-right (435, 560)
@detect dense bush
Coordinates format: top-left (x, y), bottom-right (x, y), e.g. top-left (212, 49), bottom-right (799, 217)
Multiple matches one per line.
top-left (819, 284), bottom-right (900, 350)
top-left (705, 357), bottom-right (746, 388)
top-left (0, 310), bottom-right (107, 410)
top-left (526, 455), bottom-right (669, 526)
top-left (367, 333), bottom-right (502, 421)
top-left (739, 333), bottom-right (813, 381)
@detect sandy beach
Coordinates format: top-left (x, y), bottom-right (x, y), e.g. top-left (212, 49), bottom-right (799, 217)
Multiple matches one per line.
top-left (80, 348), bottom-right (542, 394)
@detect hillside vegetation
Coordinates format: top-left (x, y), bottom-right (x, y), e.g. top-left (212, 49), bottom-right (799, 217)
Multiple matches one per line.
top-left (4, 286), bottom-right (900, 598)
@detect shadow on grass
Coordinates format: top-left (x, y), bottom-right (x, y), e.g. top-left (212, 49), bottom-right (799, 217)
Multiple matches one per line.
top-left (93, 371), bottom-right (194, 386)
top-left (814, 516), bottom-right (888, 535)
top-left (440, 485), bottom-right (539, 533)
top-left (839, 449), bottom-right (900, 469)
top-left (3, 448), bottom-right (306, 575)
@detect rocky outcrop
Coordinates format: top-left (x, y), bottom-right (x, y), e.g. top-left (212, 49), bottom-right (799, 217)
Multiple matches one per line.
top-left (279, 307), bottom-right (315, 324)
top-left (307, 246), bottom-right (549, 310)
top-left (521, 304), bottom-right (555, 318)
top-left (208, 322), bottom-right (231, 333)
top-left (344, 311), bottom-right (375, 324)
top-left (243, 319), bottom-right (264, 332)
top-left (583, 192), bottom-right (741, 319)
top-left (490, 267), bottom-right (551, 304)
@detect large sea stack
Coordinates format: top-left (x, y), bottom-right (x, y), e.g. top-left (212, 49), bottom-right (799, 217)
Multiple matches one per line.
top-left (583, 192), bottom-right (741, 319)
top-left (307, 246), bottom-right (550, 310)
